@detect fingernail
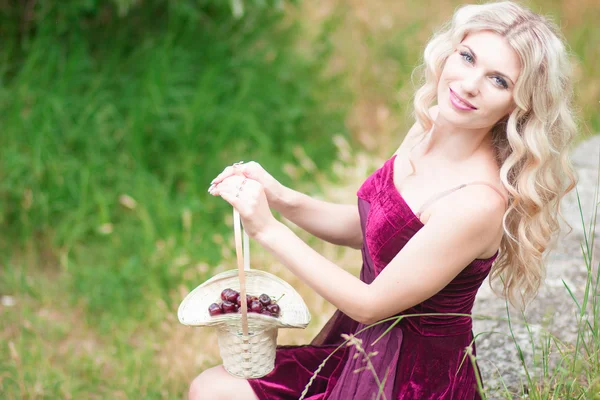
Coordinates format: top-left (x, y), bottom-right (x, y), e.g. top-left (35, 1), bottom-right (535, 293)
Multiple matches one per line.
top-left (208, 184), bottom-right (215, 193)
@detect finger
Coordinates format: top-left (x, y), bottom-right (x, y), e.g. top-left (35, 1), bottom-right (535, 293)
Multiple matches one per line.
top-left (211, 166), bottom-right (236, 185)
top-left (220, 175), bottom-right (246, 189)
top-left (209, 176), bottom-right (246, 196)
top-left (210, 167), bottom-right (230, 185)
top-left (222, 161), bottom-right (254, 180)
top-left (211, 165), bottom-right (245, 185)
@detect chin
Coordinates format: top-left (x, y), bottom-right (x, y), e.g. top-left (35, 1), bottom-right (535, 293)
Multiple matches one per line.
top-left (437, 101), bottom-right (469, 126)
top-left (438, 106), bottom-right (497, 131)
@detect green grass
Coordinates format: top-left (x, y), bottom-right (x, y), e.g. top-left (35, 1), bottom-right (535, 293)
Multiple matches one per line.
top-left (0, 2), bottom-right (348, 326)
top-left (1, 4), bottom-right (349, 397)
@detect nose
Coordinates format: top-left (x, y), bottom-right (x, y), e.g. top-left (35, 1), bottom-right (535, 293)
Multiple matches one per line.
top-left (461, 73), bottom-right (481, 97)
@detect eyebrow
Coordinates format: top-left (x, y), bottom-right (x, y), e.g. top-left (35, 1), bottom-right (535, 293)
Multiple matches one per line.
top-left (463, 45), bottom-right (516, 86)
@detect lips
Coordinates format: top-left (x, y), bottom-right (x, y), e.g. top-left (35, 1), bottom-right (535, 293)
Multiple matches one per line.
top-left (449, 88), bottom-right (477, 110)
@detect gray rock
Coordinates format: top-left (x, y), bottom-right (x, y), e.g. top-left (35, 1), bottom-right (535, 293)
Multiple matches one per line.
top-left (560, 135), bottom-right (600, 241)
top-left (472, 136), bottom-right (599, 399)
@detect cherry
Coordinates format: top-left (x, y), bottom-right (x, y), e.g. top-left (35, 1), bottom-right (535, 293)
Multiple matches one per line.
top-left (214, 291), bottom-right (279, 317)
top-left (222, 300), bottom-right (237, 313)
top-left (220, 288), bottom-right (232, 301)
top-left (259, 294), bottom-right (271, 306)
top-left (260, 308), bottom-right (273, 316)
top-left (249, 300), bottom-right (263, 313)
top-left (266, 304), bottom-right (280, 317)
top-left (220, 288), bottom-right (239, 303)
top-left (208, 303), bottom-right (223, 316)
top-left (225, 289), bottom-right (239, 303)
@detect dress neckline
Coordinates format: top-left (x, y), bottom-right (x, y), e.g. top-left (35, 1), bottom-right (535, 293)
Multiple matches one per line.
top-left (387, 154), bottom-right (499, 263)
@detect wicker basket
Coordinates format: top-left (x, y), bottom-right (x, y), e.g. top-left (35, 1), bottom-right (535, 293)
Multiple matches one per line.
top-left (178, 210), bottom-right (311, 378)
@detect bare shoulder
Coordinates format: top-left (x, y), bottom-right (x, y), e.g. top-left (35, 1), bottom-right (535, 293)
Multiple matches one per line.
top-left (433, 180), bottom-right (507, 256)
top-left (424, 186), bottom-right (505, 258)
top-left (436, 181), bottom-right (505, 219)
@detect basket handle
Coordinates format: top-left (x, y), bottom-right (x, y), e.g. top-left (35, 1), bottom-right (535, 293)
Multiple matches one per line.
top-left (233, 209), bottom-right (250, 336)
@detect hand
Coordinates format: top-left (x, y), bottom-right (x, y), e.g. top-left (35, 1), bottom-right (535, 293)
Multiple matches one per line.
top-left (209, 161), bottom-right (286, 210)
top-left (208, 175), bottom-right (279, 239)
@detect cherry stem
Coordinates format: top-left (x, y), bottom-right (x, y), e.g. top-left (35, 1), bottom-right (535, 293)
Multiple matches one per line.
top-left (274, 293), bottom-right (285, 303)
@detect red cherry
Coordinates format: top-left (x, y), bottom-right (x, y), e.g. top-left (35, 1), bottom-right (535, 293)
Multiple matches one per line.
top-left (249, 300), bottom-right (262, 313)
top-left (260, 308), bottom-right (272, 316)
top-left (220, 289), bottom-right (232, 301)
top-left (225, 289), bottom-right (239, 303)
top-left (222, 300), bottom-right (236, 313)
top-left (266, 304), bottom-right (280, 317)
top-left (259, 294), bottom-right (271, 306)
top-left (208, 303), bottom-right (223, 316)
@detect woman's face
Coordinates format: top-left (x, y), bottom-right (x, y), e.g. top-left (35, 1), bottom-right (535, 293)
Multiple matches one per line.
top-left (437, 30), bottom-right (521, 131)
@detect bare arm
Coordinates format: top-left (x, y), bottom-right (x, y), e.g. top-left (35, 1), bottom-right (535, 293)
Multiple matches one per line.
top-left (274, 187), bottom-right (363, 249)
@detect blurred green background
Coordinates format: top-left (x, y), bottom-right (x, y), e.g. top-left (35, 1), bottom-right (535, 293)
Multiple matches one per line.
top-left (1, 0), bottom-right (598, 398)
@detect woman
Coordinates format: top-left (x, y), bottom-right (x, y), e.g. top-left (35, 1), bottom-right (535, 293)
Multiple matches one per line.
top-left (193, 1), bottom-right (577, 399)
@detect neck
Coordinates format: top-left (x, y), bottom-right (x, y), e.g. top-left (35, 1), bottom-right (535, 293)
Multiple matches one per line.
top-left (420, 114), bottom-right (493, 162)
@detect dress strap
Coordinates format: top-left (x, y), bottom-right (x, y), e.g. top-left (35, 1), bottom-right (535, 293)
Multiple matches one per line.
top-left (415, 181), bottom-right (508, 218)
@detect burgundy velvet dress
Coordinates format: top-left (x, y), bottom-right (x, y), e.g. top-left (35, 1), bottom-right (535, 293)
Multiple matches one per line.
top-left (248, 155), bottom-right (501, 399)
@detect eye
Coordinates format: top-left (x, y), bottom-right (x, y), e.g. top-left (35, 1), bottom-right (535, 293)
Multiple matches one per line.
top-left (492, 76), bottom-right (509, 89)
top-left (460, 51), bottom-right (474, 64)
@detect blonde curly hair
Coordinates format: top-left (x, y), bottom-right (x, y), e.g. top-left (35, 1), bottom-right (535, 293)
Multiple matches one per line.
top-left (411, 1), bottom-right (578, 308)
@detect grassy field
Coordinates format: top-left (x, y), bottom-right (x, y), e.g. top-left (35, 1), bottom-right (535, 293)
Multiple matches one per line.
top-left (1, 0), bottom-right (599, 399)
